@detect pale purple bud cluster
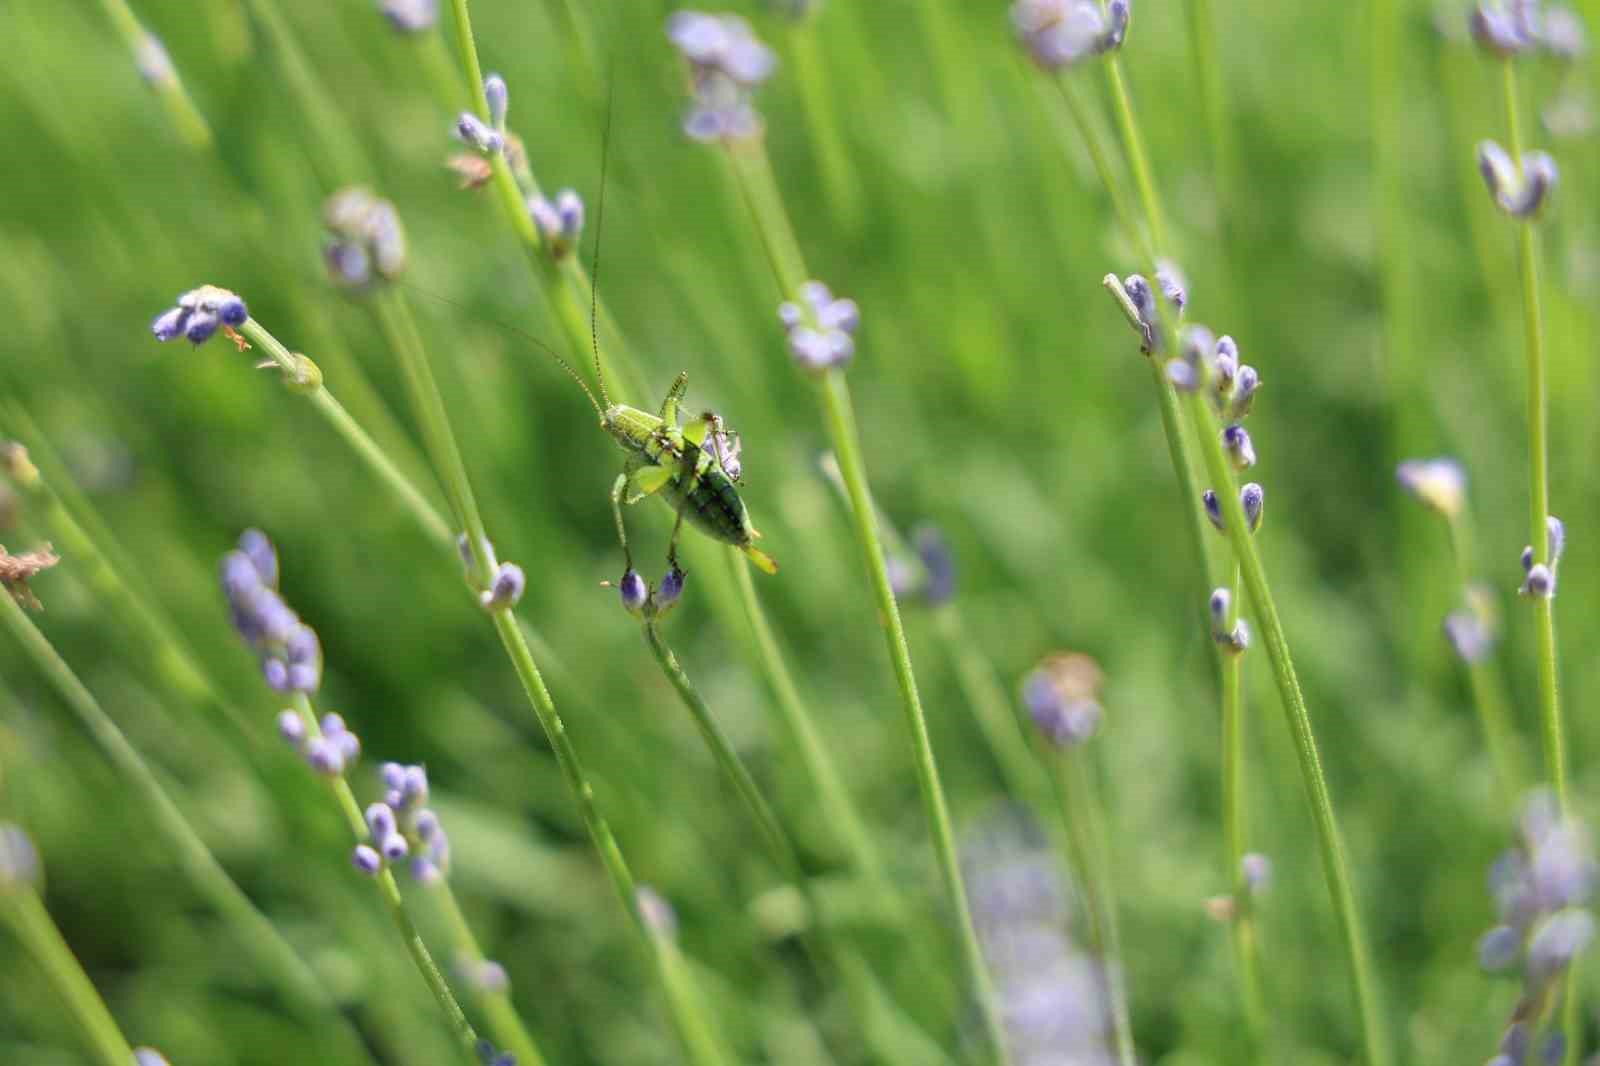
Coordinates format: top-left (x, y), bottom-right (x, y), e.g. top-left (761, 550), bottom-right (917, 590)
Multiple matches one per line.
top-left (1022, 653), bottom-right (1105, 749)
top-left (1478, 141), bottom-right (1558, 218)
top-left (1121, 270), bottom-right (1182, 353)
top-left (221, 530), bottom-right (322, 694)
top-left (1478, 791), bottom-right (1596, 1057)
top-left (528, 189), bottom-right (584, 258)
top-left (480, 562), bottom-right (526, 610)
top-left (135, 33), bottom-right (176, 87)
top-left (1203, 483), bottom-right (1265, 534)
top-left (379, 0), bottom-right (438, 32)
top-left (1011, 0), bottom-right (1132, 70)
top-left (780, 280), bottom-right (860, 372)
top-left (1208, 587), bottom-right (1250, 654)
top-left (1470, 0), bottom-right (1541, 54)
top-left (365, 761), bottom-right (451, 883)
top-left (1211, 336), bottom-right (1260, 420)
top-left (667, 11), bottom-right (776, 142)
top-left (0, 823), bottom-right (39, 891)
top-left (1396, 457), bottom-right (1467, 519)
top-left (277, 710), bottom-right (361, 776)
top-left (323, 187), bottom-right (407, 289)
top-left (150, 285), bottom-right (249, 345)
top-left (1519, 515), bottom-right (1565, 598)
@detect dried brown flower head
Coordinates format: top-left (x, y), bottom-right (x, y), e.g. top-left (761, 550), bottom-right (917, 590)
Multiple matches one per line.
top-left (0, 543), bottom-right (60, 609)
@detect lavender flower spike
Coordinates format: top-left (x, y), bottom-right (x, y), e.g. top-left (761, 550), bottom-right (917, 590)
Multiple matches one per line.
top-left (150, 286), bottom-right (248, 346)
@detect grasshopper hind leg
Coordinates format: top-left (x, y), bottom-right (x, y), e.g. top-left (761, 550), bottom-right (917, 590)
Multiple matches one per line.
top-left (609, 471), bottom-right (634, 570)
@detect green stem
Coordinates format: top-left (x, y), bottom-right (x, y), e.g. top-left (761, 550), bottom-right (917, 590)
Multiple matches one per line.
top-left (290, 694), bottom-right (481, 1061)
top-left (1105, 57), bottom-right (1170, 259)
top-left (245, 0), bottom-right (369, 184)
top-left (435, 887), bottom-right (549, 1066)
top-left (1052, 76), bottom-right (1144, 263)
top-left (0, 592), bottom-right (337, 1025)
top-left (94, 0), bottom-right (213, 151)
top-left (0, 890), bottom-right (134, 1066)
top-left (1185, 390), bottom-right (1390, 1066)
top-left (721, 138), bottom-right (1012, 1066)
top-left (1048, 752), bottom-right (1135, 1066)
top-left (1219, 563), bottom-right (1267, 1051)
top-left (1444, 517), bottom-right (1525, 804)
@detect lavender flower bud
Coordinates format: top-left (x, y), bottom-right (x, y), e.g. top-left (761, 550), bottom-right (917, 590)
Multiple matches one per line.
top-left (414, 808), bottom-right (440, 842)
top-left (1541, 7), bottom-right (1587, 58)
top-left (620, 569), bottom-right (648, 612)
top-left (555, 190), bottom-right (584, 239)
top-left (1022, 653), bottom-right (1105, 748)
top-left (456, 113), bottom-right (503, 154)
top-left (1546, 514), bottom-right (1566, 566)
top-left (306, 737), bottom-right (345, 776)
top-left (1471, 3), bottom-right (1535, 54)
top-left (1222, 424), bottom-right (1256, 470)
top-left (0, 824), bottom-right (39, 890)
top-left (1479, 140), bottom-right (1559, 218)
top-left (151, 306), bottom-right (189, 341)
top-left (1478, 923), bottom-right (1521, 971)
top-left (277, 709), bottom-right (306, 746)
top-left (484, 74), bottom-right (509, 128)
top-left (1011, 0), bottom-right (1116, 69)
top-left (1240, 852), bottom-right (1272, 895)
top-left (184, 310), bottom-right (220, 344)
top-left (1209, 587), bottom-right (1231, 628)
top-left (217, 295), bottom-right (248, 327)
top-left (133, 1050), bottom-right (172, 1066)
top-left (368, 202), bottom-right (408, 280)
top-left (262, 656), bottom-right (290, 692)
top-left (352, 844), bottom-right (382, 875)
top-left (380, 0), bottom-right (438, 32)
top-left (402, 765), bottom-right (429, 805)
top-left (1522, 562), bottom-right (1555, 598)
top-left (480, 562), bottom-right (526, 609)
top-left (325, 241), bottom-right (372, 289)
top-left (1444, 610), bottom-right (1494, 663)
top-left (1229, 365), bottom-right (1261, 419)
top-left (238, 529), bottom-right (278, 587)
top-left (221, 551), bottom-right (262, 603)
top-left (1154, 257), bottom-right (1184, 309)
top-left (1202, 489), bottom-right (1223, 531)
top-left (366, 802), bottom-right (397, 840)
top-left (381, 832), bottom-right (410, 861)
top-left (381, 761), bottom-right (406, 793)
top-left (285, 623), bottom-right (322, 693)
top-left (1526, 908), bottom-right (1594, 982)
top-left (1241, 482), bottom-right (1265, 532)
top-left (658, 566), bottom-right (685, 608)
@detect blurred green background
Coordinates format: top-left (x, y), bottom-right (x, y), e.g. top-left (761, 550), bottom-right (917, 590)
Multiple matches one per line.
top-left (1, 0), bottom-right (1597, 1063)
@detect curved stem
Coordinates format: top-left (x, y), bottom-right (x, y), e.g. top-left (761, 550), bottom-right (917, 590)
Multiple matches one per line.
top-left (720, 137), bottom-right (1012, 1066)
top-left (1, 890), bottom-right (134, 1066)
top-left (1444, 518), bottom-right (1525, 804)
top-left (1105, 57), bottom-right (1170, 259)
top-left (1220, 563), bottom-right (1267, 1051)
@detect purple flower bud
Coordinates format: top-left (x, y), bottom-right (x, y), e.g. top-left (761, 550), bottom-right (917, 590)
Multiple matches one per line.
top-left (1444, 610), bottom-right (1494, 663)
top-left (184, 310), bottom-right (220, 344)
top-left (1165, 359), bottom-right (1198, 391)
top-left (1470, 4), bottom-right (1534, 54)
top-left (216, 295), bottom-right (248, 327)
top-left (620, 569), bottom-right (648, 612)
top-left (1154, 257), bottom-right (1185, 310)
top-left (381, 832), bottom-right (410, 861)
top-left (1546, 514), bottom-right (1566, 565)
top-left (1229, 365), bottom-right (1261, 419)
top-left (368, 202), bottom-right (407, 280)
top-left (480, 562), bottom-right (525, 609)
top-left (1526, 908), bottom-right (1594, 982)
top-left (334, 730), bottom-right (360, 764)
top-left (777, 301), bottom-right (802, 329)
top-left (1222, 424), bottom-right (1256, 470)
top-left (818, 297), bottom-right (860, 335)
top-left (221, 551), bottom-right (262, 604)
top-left (151, 306), bottom-right (189, 341)
top-left (455, 113), bottom-right (503, 153)
top-left (1241, 483), bottom-right (1265, 532)
top-left (402, 765), bottom-right (429, 804)
top-left (529, 196), bottom-right (562, 243)
top-left (1542, 7), bottom-right (1587, 58)
top-left (366, 802), bottom-right (397, 840)
top-left (381, 761), bottom-right (406, 793)
top-left (1022, 658), bottom-right (1104, 748)
top-left (1515, 151), bottom-right (1558, 217)
top-left (658, 566), bottom-right (685, 607)
top-left (238, 529), bottom-right (278, 587)
top-left (0, 823), bottom-right (39, 890)
top-left (352, 844), bottom-right (382, 875)
top-left (285, 623), bottom-right (322, 693)
top-left (555, 189), bottom-right (584, 239)
top-left (414, 808), bottom-right (440, 842)
top-left (484, 74), bottom-right (509, 128)
top-left (1202, 489), bottom-right (1223, 531)
top-left (1478, 923), bottom-right (1521, 971)
top-left (133, 1050), bottom-right (172, 1066)
top-left (1522, 562), bottom-right (1555, 598)
top-left (306, 737), bottom-right (345, 776)
top-left (410, 857), bottom-right (442, 884)
top-left (1240, 852), bottom-right (1272, 894)
top-left (380, 0), bottom-right (438, 32)
top-left (262, 656), bottom-right (290, 692)
top-left (277, 709), bottom-right (306, 746)
top-left (325, 240), bottom-right (373, 289)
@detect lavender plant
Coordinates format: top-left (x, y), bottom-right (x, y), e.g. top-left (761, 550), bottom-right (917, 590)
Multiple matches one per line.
top-left (665, 12), bottom-right (1012, 1061)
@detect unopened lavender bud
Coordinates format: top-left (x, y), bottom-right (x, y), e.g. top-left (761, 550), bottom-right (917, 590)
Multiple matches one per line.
top-left (619, 569), bottom-right (648, 612)
top-left (1546, 514), bottom-right (1566, 565)
top-left (1222, 424), bottom-right (1256, 470)
top-left (1022, 656), bottom-right (1105, 748)
top-left (455, 113), bottom-right (503, 153)
top-left (306, 737), bottom-right (345, 776)
top-left (1526, 908), bottom-right (1594, 982)
top-left (366, 802), bottom-right (396, 840)
top-left (414, 808), bottom-right (440, 842)
top-left (411, 857), bottom-right (442, 884)
top-left (381, 761), bottom-right (406, 792)
top-left (380, 0), bottom-right (438, 32)
top-left (1165, 358), bottom-right (1198, 391)
top-left (352, 843), bottom-right (382, 875)
top-left (1208, 587), bottom-right (1232, 629)
top-left (285, 623), bottom-right (322, 693)
top-left (0, 824), bottom-right (39, 890)
top-left (369, 202), bottom-right (408, 280)
top-left (381, 832), bottom-right (410, 861)
top-left (1514, 151), bottom-right (1558, 217)
top-left (528, 196), bottom-right (562, 243)
top-left (325, 241), bottom-right (372, 288)
top-left (658, 566), bottom-right (685, 607)
top-left (480, 562), bottom-right (525, 609)
top-left (777, 301), bottom-right (802, 329)
top-left (262, 657), bottom-right (290, 692)
top-left (1213, 338), bottom-right (1238, 392)
top-left (238, 529), bottom-right (278, 586)
top-left (185, 310), bottom-right (220, 344)
top-left (1229, 365), bottom-right (1260, 418)
top-left (1241, 483), bottom-right (1265, 532)
top-left (1522, 562), bottom-right (1555, 598)
top-left (1478, 923), bottom-right (1521, 971)
top-left (1241, 852), bottom-right (1272, 894)
top-left (151, 306), bottom-right (188, 341)
top-left (1202, 489), bottom-right (1223, 531)
top-left (1471, 4), bottom-right (1533, 54)
top-left (555, 190), bottom-right (584, 240)
top-left (1155, 258), bottom-right (1184, 309)
top-left (402, 765), bottom-right (429, 804)
top-left (277, 709), bottom-right (306, 746)
top-left (818, 297), bottom-right (860, 334)
top-left (1444, 610), bottom-right (1494, 663)
top-left (217, 295), bottom-right (249, 327)
top-left (484, 74), bottom-right (509, 128)
top-left (133, 1050), bottom-right (171, 1066)
top-left (1479, 139), bottom-right (1517, 201)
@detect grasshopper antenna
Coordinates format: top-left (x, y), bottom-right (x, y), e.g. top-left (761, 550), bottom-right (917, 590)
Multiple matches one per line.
top-left (589, 60), bottom-right (617, 409)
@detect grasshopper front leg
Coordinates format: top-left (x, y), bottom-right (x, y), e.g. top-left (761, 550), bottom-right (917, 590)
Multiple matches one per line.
top-left (659, 370), bottom-right (690, 427)
top-left (610, 471), bottom-right (634, 570)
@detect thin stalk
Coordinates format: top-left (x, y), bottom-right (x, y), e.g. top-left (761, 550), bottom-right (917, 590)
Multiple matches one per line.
top-left (1104, 57), bottom-right (1171, 259)
top-left (1443, 517), bottom-right (1525, 804)
top-left (244, 0), bottom-right (369, 184)
top-left (721, 138), bottom-right (1012, 1066)
top-left (94, 0), bottom-right (213, 150)
top-left (289, 694), bottom-right (482, 1062)
top-left (435, 887), bottom-right (549, 1066)
top-left (728, 549), bottom-right (887, 892)
top-left (0, 591), bottom-right (345, 1029)
top-left (1499, 56), bottom-right (1574, 1065)
top-left (1184, 388), bottom-right (1390, 1066)
top-left (1047, 752), bottom-right (1136, 1066)
top-left (1219, 562), bottom-right (1267, 1049)
top-left (1184, 0), bottom-right (1234, 228)
top-left (0, 889), bottom-right (134, 1066)
top-left (1052, 76), bottom-right (1145, 262)
top-left (366, 288), bottom-right (727, 1063)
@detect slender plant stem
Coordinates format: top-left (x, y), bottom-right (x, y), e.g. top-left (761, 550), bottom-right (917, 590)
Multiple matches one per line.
top-left (0, 591), bottom-right (346, 1028)
top-left (94, 0), bottom-right (213, 151)
top-left (1444, 517), bottom-right (1525, 804)
top-left (1104, 57), bottom-right (1171, 259)
top-left (721, 138), bottom-right (1012, 1066)
top-left (245, 0), bottom-right (369, 184)
top-left (1219, 562), bottom-right (1267, 1050)
top-left (0, 889), bottom-right (134, 1066)
top-left (289, 694), bottom-right (482, 1061)
top-left (1499, 56), bottom-right (1575, 1065)
top-left (1052, 76), bottom-right (1145, 261)
top-left (1048, 751), bottom-right (1136, 1066)
top-left (435, 887), bottom-right (549, 1066)
top-left (1184, 389), bottom-right (1390, 1066)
